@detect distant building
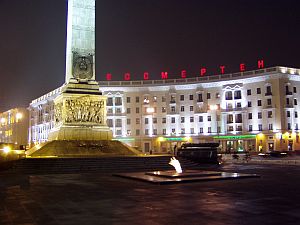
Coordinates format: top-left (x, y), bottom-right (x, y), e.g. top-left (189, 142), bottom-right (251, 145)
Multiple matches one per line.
top-left (28, 66), bottom-right (300, 153)
top-left (0, 108), bottom-right (29, 148)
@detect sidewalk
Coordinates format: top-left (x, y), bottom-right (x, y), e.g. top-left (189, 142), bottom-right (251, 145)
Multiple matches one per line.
top-left (222, 154), bottom-right (300, 165)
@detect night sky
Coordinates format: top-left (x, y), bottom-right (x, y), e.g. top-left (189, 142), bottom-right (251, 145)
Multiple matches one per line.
top-left (0, 0), bottom-right (300, 111)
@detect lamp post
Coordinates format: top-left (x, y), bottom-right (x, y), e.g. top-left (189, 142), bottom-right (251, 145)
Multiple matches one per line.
top-left (15, 112), bottom-right (23, 148)
top-left (146, 107), bottom-right (155, 154)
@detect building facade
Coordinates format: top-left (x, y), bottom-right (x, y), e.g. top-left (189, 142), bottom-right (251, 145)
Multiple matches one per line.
top-left (28, 66), bottom-right (300, 153)
top-left (0, 108), bottom-right (29, 148)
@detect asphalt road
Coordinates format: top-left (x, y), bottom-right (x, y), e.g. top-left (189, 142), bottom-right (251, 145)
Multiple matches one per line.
top-left (0, 163), bottom-right (299, 225)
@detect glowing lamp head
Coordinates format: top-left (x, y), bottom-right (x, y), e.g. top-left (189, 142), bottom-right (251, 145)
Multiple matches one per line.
top-left (16, 113), bottom-right (23, 120)
top-left (209, 105), bottom-right (218, 110)
top-left (0, 118), bottom-right (5, 124)
top-left (3, 146), bottom-right (11, 154)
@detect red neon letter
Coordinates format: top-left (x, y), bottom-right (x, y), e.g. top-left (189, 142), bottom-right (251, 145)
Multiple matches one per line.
top-left (258, 59), bottom-right (264, 69)
top-left (143, 72), bottom-right (149, 80)
top-left (200, 68), bottom-right (207, 76)
top-left (181, 70), bottom-right (187, 78)
top-left (220, 65), bottom-right (225, 74)
top-left (106, 73), bottom-right (112, 81)
top-left (240, 63), bottom-right (245, 72)
top-left (124, 73), bottom-right (131, 81)
top-left (161, 72), bottom-right (168, 79)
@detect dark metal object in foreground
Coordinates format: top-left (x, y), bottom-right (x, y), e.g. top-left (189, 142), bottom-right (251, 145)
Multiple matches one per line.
top-left (115, 170), bottom-right (260, 184)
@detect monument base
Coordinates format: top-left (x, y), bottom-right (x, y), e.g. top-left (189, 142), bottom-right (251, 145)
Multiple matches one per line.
top-left (48, 125), bottom-right (112, 141)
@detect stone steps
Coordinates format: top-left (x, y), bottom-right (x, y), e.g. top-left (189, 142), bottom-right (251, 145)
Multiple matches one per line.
top-left (6, 156), bottom-right (202, 174)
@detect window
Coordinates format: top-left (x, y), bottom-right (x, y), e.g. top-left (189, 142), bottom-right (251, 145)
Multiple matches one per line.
top-left (258, 124), bottom-right (262, 131)
top-left (247, 89), bottom-right (251, 96)
top-left (181, 117), bottom-right (185, 123)
top-left (181, 128), bottom-right (185, 134)
top-left (199, 116), bottom-right (203, 122)
top-left (208, 116), bottom-right (211, 121)
top-left (116, 130), bottom-right (122, 135)
top-left (208, 127), bottom-right (211, 133)
top-left (126, 108), bottom-right (131, 114)
top-left (136, 107), bottom-right (140, 114)
top-left (153, 118), bottom-right (157, 124)
top-left (107, 97), bottom-right (113, 106)
top-left (127, 119), bottom-right (131, 125)
top-left (136, 118), bottom-right (140, 124)
top-left (116, 119), bottom-right (122, 127)
top-left (126, 97), bottom-right (130, 103)
top-left (236, 102), bottom-right (241, 108)
top-left (257, 88), bottom-right (261, 94)
top-left (171, 128), bottom-right (176, 134)
top-left (152, 129), bottom-right (157, 135)
top-left (190, 128), bottom-right (195, 134)
top-left (153, 96), bottom-right (157, 102)
top-left (234, 90), bottom-right (242, 99)
top-left (180, 106), bottom-right (185, 112)
top-left (235, 114), bottom-right (242, 123)
top-left (162, 118), bottom-right (166, 123)
top-left (296, 124), bottom-right (299, 130)
top-left (228, 114), bottom-right (233, 123)
top-left (171, 117), bottom-right (175, 123)
top-left (294, 87), bottom-right (297, 93)
top-left (207, 93), bottom-right (211, 99)
top-left (225, 91), bottom-right (233, 100)
top-left (267, 99), bottom-right (272, 105)
top-left (266, 86), bottom-right (272, 94)
top-left (249, 125), bottom-right (253, 131)
top-left (145, 129), bottom-right (149, 135)
top-left (248, 101), bottom-right (252, 107)
top-left (107, 119), bottom-right (113, 127)
top-left (162, 96), bottom-right (166, 102)
top-left (294, 99), bottom-right (298, 105)
top-left (197, 93), bottom-right (203, 102)
top-left (115, 97), bottom-right (122, 105)
top-left (216, 93), bottom-right (220, 98)
top-left (162, 107), bottom-right (166, 113)
top-left (189, 95), bottom-right (193, 100)
top-left (116, 108), bottom-right (121, 113)
top-left (257, 100), bottom-right (262, 106)
top-left (171, 106), bottom-right (176, 112)
top-left (248, 113), bottom-right (252, 119)
top-left (258, 112), bottom-right (262, 119)
top-left (190, 106), bottom-right (194, 111)
top-left (136, 129), bottom-right (140, 136)
top-left (287, 111), bottom-right (291, 117)
top-left (268, 111), bottom-right (272, 118)
top-left (145, 118), bottom-right (149, 124)
top-left (286, 98), bottom-right (290, 105)
top-left (295, 111), bottom-right (298, 118)
top-left (268, 124), bottom-right (273, 130)
top-left (190, 117), bottom-right (194, 123)
top-left (136, 96), bottom-right (139, 103)
top-left (163, 129), bottom-right (166, 135)
top-left (288, 123), bottom-right (291, 130)
top-left (200, 127), bottom-right (203, 133)
top-left (107, 108), bottom-right (113, 114)
top-left (180, 95), bottom-right (184, 101)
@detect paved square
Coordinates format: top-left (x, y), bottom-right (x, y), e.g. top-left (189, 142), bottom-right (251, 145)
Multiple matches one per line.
top-left (0, 164), bottom-right (300, 225)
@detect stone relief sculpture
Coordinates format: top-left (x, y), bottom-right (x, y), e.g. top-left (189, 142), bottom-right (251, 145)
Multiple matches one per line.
top-left (64, 98), bottom-right (105, 124)
top-left (54, 103), bottom-right (63, 124)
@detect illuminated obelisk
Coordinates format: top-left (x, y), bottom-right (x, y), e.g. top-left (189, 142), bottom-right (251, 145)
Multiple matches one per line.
top-left (48, 0), bottom-right (112, 141)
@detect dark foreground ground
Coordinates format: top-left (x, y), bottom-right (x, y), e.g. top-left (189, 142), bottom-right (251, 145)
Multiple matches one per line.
top-left (0, 163), bottom-right (300, 225)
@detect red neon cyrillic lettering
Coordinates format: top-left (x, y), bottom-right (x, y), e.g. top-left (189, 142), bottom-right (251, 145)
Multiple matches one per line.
top-left (258, 59), bottom-right (264, 69)
top-left (143, 72), bottom-right (149, 80)
top-left (220, 65), bottom-right (225, 74)
top-left (106, 73), bottom-right (112, 81)
top-left (181, 70), bottom-right (187, 78)
top-left (124, 73), bottom-right (131, 81)
top-left (240, 63), bottom-right (245, 72)
top-left (161, 72), bottom-right (168, 79)
top-left (200, 68), bottom-right (206, 76)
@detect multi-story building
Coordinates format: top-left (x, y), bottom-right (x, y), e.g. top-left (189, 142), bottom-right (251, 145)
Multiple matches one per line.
top-left (0, 108), bottom-right (29, 147)
top-left (28, 66), bottom-right (300, 153)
